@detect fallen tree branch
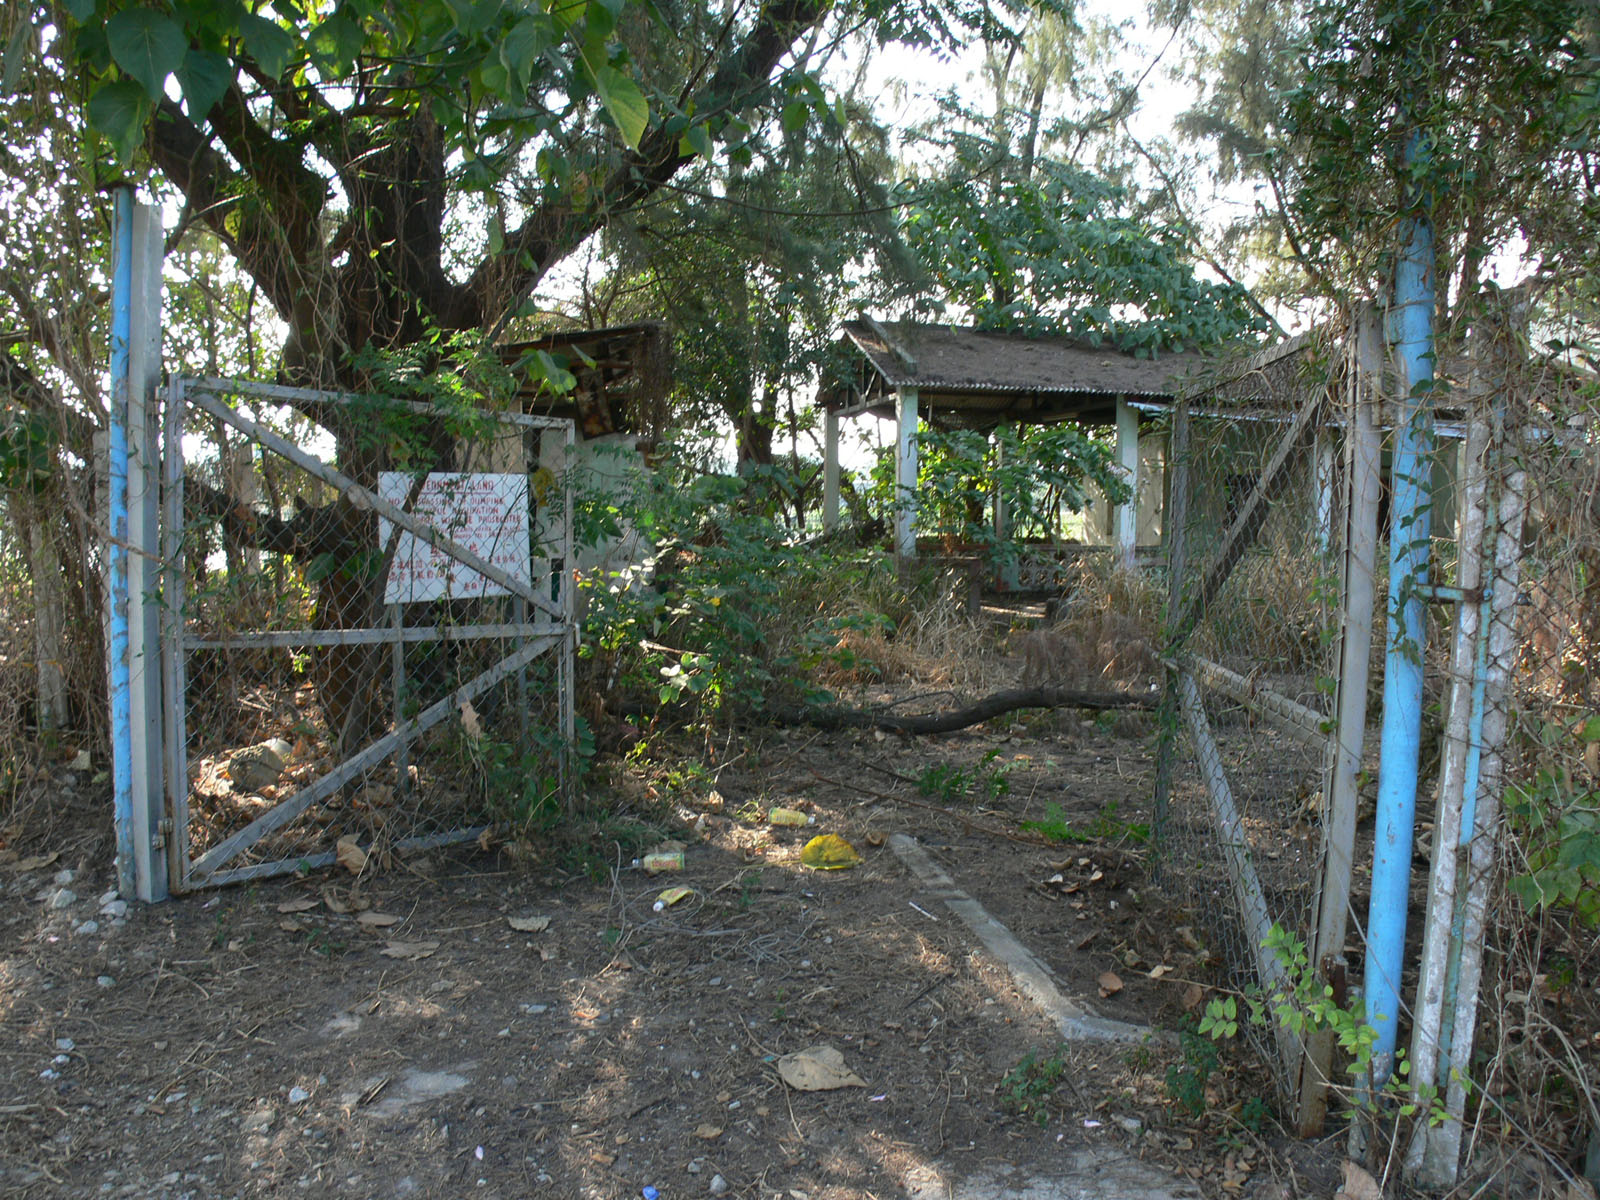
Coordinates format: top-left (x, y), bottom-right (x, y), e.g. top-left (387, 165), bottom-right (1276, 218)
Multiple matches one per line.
top-left (777, 685), bottom-right (1154, 736)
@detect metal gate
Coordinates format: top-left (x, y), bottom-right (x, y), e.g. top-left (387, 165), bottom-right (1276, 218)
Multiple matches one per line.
top-left (1151, 315), bottom-right (1384, 1134)
top-left (160, 377), bottom-right (576, 890)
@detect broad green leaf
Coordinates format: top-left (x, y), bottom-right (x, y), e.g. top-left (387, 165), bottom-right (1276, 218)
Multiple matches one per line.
top-left (584, 0), bottom-right (615, 40)
top-left (106, 9), bottom-right (187, 97)
top-left (445, 0), bottom-right (499, 36)
top-left (500, 15), bottom-right (551, 91)
top-left (239, 13), bottom-right (294, 79)
top-left (66, 0), bottom-right (98, 22)
top-left (678, 122), bottom-right (711, 160)
top-left (2, 17), bottom-right (34, 94)
top-left (593, 65), bottom-right (646, 150)
top-left (88, 78), bottom-right (151, 163)
top-left (780, 100), bottom-right (806, 133)
top-left (308, 11), bottom-right (364, 75)
top-left (547, 0), bottom-right (585, 32)
top-left (176, 49), bottom-right (232, 120)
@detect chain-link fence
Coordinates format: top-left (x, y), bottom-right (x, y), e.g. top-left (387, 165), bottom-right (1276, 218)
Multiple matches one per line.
top-left (163, 378), bottom-right (576, 889)
top-left (1152, 324), bottom-right (1371, 1130)
top-left (1420, 314), bottom-right (1600, 1181)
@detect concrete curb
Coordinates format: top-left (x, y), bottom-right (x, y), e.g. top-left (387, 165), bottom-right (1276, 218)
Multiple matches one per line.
top-left (889, 834), bottom-right (1158, 1045)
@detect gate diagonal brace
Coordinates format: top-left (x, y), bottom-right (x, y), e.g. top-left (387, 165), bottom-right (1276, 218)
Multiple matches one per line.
top-left (187, 635), bottom-right (556, 883)
top-left (188, 387), bottom-right (565, 623)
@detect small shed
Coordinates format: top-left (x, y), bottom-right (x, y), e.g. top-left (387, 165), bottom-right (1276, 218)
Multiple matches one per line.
top-left (823, 317), bottom-right (1207, 563)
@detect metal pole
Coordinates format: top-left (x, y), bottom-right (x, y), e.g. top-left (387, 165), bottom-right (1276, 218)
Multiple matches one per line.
top-left (1151, 392), bottom-right (1191, 857)
top-left (822, 408), bottom-right (840, 533)
top-left (108, 186), bottom-right (136, 898)
top-left (1364, 136), bottom-right (1437, 1092)
top-left (128, 202), bottom-right (167, 901)
top-left (894, 386), bottom-right (918, 561)
top-left (1297, 309), bottom-right (1383, 1134)
top-left (1115, 396), bottom-right (1139, 569)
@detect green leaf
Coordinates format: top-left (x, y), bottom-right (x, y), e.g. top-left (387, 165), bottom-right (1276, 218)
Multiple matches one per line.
top-left (500, 15), bottom-right (551, 91)
top-left (175, 49), bottom-right (232, 120)
top-left (780, 100), bottom-right (806, 133)
top-left (239, 13), bottom-right (294, 79)
top-left (592, 65), bottom-right (646, 150)
top-left (2, 17), bottom-right (34, 95)
top-left (67, 0), bottom-right (98, 22)
top-left (308, 11), bottom-right (364, 75)
top-left (106, 9), bottom-right (187, 97)
top-left (547, 0), bottom-right (585, 31)
top-left (584, 0), bottom-right (615, 39)
top-left (678, 122), bottom-right (711, 160)
top-left (87, 78), bottom-right (151, 163)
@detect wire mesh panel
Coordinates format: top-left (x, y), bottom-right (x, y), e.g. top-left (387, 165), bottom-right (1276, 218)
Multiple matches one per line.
top-left (1155, 336), bottom-right (1353, 1112)
top-left (161, 378), bottom-right (575, 889)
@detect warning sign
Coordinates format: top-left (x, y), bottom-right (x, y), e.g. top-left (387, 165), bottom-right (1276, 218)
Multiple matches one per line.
top-left (378, 472), bottom-right (531, 604)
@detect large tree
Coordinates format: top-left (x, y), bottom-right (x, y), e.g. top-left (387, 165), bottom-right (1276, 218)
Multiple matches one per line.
top-left (56, 0), bottom-right (1041, 389)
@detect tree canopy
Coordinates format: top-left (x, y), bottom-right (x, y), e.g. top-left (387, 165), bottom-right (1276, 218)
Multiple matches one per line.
top-left (51, 0), bottom-right (1050, 389)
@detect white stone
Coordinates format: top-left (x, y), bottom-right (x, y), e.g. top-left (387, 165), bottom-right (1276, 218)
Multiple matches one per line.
top-left (101, 900), bottom-right (129, 919)
top-left (709, 1174), bottom-right (729, 1195)
top-left (287, 1086), bottom-right (310, 1104)
top-left (50, 889), bottom-right (78, 909)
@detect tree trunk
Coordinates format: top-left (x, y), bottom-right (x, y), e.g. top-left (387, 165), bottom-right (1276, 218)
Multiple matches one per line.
top-left (20, 495), bottom-right (69, 734)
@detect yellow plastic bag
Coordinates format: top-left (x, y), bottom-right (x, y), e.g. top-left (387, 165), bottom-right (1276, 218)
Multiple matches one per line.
top-left (800, 834), bottom-right (860, 870)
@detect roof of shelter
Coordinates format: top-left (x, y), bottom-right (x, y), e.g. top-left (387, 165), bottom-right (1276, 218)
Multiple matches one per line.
top-left (498, 321), bottom-right (671, 438)
top-left (831, 318), bottom-right (1212, 427)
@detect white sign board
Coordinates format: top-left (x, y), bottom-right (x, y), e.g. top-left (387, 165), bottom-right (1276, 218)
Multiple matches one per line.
top-left (379, 472), bottom-right (531, 604)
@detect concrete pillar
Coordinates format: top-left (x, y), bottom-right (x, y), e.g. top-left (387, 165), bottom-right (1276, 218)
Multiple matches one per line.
top-left (1114, 396), bottom-right (1139, 568)
top-left (894, 387), bottom-right (918, 560)
top-left (822, 407), bottom-right (840, 533)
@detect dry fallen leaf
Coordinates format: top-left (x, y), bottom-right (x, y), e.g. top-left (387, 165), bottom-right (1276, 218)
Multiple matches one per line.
top-left (459, 699), bottom-right (484, 739)
top-left (335, 835), bottom-right (367, 876)
top-left (320, 888), bottom-right (351, 914)
top-left (1182, 983), bottom-right (1206, 1011)
top-left (277, 897), bottom-right (319, 914)
top-left (17, 852), bottom-right (60, 871)
top-left (693, 1123), bottom-right (723, 1141)
top-left (379, 940), bottom-right (439, 960)
top-left (1148, 964), bottom-right (1172, 980)
top-left (278, 919), bottom-right (305, 933)
top-left (1334, 1160), bottom-right (1384, 1200)
top-left (1097, 971), bottom-right (1124, 998)
top-left (356, 911), bottom-right (401, 927)
top-left (508, 915), bottom-right (551, 933)
top-left (777, 1044), bottom-right (867, 1091)
top-left (589, 1150), bottom-right (615, 1166)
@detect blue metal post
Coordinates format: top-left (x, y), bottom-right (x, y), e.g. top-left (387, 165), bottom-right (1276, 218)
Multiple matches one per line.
top-left (1363, 151), bottom-right (1436, 1089)
top-left (109, 187), bottom-right (136, 897)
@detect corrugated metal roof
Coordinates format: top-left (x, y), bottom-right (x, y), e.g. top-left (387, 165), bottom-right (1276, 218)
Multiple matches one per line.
top-left (841, 319), bottom-right (1207, 399)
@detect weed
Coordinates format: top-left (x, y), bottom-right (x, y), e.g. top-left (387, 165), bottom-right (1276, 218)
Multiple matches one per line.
top-left (918, 750), bottom-right (1013, 804)
top-left (737, 869), bottom-right (762, 912)
top-left (1000, 1046), bottom-right (1071, 1126)
top-left (1021, 799), bottom-right (1150, 844)
top-left (1164, 1023), bottom-right (1219, 1117)
top-left (1020, 802), bottom-right (1092, 844)
top-left (1238, 1095), bottom-right (1273, 1134)
top-left (917, 762), bottom-right (974, 802)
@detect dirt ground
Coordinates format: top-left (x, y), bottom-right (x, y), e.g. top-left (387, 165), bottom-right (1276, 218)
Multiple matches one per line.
top-left (0, 693), bottom-right (1355, 1200)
